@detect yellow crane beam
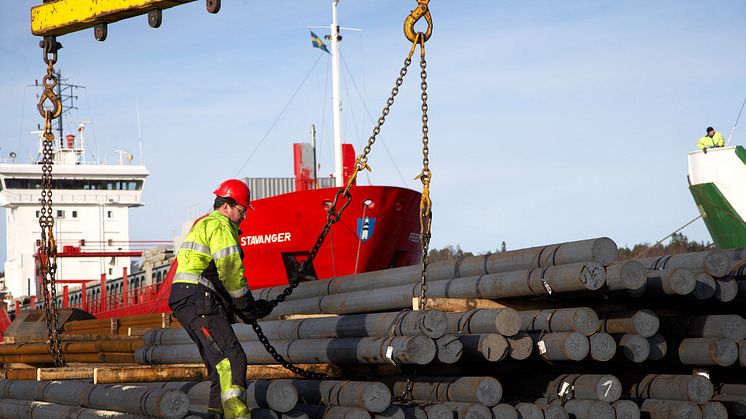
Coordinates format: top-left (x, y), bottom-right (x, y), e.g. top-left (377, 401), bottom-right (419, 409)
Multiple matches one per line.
top-left (31, 0), bottom-right (198, 37)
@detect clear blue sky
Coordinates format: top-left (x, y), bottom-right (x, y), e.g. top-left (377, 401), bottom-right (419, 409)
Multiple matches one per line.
top-left (1, 0), bottom-right (745, 266)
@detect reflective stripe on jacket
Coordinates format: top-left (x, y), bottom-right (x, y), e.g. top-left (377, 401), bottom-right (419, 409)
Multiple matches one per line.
top-left (175, 210), bottom-right (248, 298)
top-left (697, 131), bottom-right (725, 150)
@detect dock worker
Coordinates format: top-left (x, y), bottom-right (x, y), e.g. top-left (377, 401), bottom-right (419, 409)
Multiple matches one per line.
top-left (697, 127), bottom-right (725, 153)
top-left (169, 178), bottom-right (266, 419)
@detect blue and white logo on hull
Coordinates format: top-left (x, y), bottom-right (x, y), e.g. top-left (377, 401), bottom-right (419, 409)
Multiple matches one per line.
top-left (356, 217), bottom-right (376, 242)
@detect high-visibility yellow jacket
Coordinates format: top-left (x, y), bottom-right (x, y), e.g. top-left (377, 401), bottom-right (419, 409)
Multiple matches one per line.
top-left (174, 210), bottom-right (248, 300)
top-left (697, 131), bottom-right (725, 150)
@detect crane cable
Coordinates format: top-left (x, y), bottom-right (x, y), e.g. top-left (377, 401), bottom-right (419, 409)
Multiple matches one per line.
top-left (726, 93), bottom-right (746, 145)
top-left (36, 36), bottom-right (65, 368)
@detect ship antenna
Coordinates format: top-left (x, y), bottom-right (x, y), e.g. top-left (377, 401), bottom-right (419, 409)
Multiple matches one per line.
top-left (137, 96), bottom-right (144, 164)
top-left (726, 93), bottom-right (746, 145)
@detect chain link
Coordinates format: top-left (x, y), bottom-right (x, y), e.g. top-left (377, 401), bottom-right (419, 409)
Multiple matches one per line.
top-left (36, 39), bottom-right (65, 367)
top-left (413, 36), bottom-right (432, 312)
top-left (243, 45), bottom-right (417, 380)
top-left (244, 1), bottom-right (433, 379)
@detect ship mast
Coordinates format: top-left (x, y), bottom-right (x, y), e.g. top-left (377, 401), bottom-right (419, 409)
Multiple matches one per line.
top-left (330, 0), bottom-right (343, 187)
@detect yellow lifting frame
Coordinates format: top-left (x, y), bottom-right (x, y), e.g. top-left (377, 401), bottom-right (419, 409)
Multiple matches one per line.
top-left (31, 0), bottom-right (196, 37)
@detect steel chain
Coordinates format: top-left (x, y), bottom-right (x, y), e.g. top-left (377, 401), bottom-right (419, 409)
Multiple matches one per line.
top-left (245, 1), bottom-right (432, 379)
top-left (245, 55), bottom-right (415, 379)
top-left (37, 39), bottom-right (65, 367)
top-left (414, 36), bottom-right (432, 311)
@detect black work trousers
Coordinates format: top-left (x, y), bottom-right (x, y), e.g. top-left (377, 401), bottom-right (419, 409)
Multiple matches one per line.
top-left (169, 283), bottom-right (247, 411)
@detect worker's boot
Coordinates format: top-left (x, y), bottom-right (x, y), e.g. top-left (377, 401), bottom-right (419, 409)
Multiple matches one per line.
top-left (207, 407), bottom-right (224, 419)
top-left (223, 395), bottom-right (250, 419)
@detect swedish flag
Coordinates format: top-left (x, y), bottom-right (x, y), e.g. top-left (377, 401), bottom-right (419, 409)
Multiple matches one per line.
top-left (310, 31), bottom-right (330, 54)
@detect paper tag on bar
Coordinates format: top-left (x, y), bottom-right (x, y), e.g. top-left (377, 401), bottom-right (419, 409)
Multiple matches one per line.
top-left (537, 340), bottom-right (547, 355)
top-left (558, 382), bottom-right (571, 398)
top-left (385, 345), bottom-right (396, 364)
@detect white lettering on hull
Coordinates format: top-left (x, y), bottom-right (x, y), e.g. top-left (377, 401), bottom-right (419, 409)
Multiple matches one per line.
top-left (241, 232), bottom-right (292, 246)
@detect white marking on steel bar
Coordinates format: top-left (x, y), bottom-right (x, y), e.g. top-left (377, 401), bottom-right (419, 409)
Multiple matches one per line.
top-left (602, 380), bottom-right (614, 398)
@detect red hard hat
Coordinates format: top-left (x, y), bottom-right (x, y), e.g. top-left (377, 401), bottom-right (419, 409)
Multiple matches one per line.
top-left (213, 179), bottom-right (254, 210)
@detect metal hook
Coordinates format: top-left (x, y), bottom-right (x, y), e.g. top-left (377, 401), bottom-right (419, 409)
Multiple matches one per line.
top-left (404, 0), bottom-right (432, 43)
top-left (38, 88), bottom-right (62, 120)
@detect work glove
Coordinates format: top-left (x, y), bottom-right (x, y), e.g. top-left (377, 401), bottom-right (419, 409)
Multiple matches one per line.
top-left (703, 147), bottom-right (708, 154)
top-left (235, 298), bottom-right (273, 322)
top-left (233, 294), bottom-right (253, 311)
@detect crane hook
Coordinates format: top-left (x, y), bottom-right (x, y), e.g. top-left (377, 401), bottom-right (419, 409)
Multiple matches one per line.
top-left (404, 0), bottom-right (432, 44)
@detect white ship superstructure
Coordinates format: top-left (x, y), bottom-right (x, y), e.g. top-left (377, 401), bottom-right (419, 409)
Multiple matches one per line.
top-left (0, 126), bottom-right (148, 300)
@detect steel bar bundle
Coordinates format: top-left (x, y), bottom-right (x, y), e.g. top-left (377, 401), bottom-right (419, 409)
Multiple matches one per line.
top-left (144, 310), bottom-right (449, 346)
top-left (0, 379), bottom-right (189, 418)
top-left (382, 376), bottom-right (502, 407)
top-left (290, 380), bottom-right (391, 412)
top-left (518, 307), bottom-right (600, 336)
top-left (0, 399), bottom-right (151, 419)
top-left (5, 238), bottom-right (746, 419)
top-left (265, 262), bottom-right (607, 318)
top-left (256, 238), bottom-right (618, 302)
top-left (0, 337), bottom-right (143, 364)
top-left (135, 335), bottom-right (437, 365)
top-left (636, 250), bottom-right (732, 278)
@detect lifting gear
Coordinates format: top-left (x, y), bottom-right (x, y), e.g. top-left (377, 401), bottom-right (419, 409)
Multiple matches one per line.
top-left (239, 0), bottom-right (435, 378)
top-left (29, 0), bottom-right (436, 380)
top-left (36, 35), bottom-right (66, 368)
top-left (31, 0), bottom-right (222, 40)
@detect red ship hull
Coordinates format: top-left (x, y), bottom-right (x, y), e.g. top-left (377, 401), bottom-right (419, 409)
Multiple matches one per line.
top-left (242, 185), bottom-right (422, 288)
top-left (59, 185), bottom-right (422, 319)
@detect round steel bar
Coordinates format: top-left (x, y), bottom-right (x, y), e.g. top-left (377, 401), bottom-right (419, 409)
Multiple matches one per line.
top-left (587, 333), bottom-right (616, 362)
top-left (612, 400), bottom-right (640, 419)
top-left (714, 278), bottom-right (738, 302)
top-left (631, 374), bottom-right (714, 405)
top-left (640, 399), bottom-right (703, 419)
top-left (295, 404), bottom-right (371, 419)
top-left (615, 334), bottom-right (649, 363)
top-left (645, 268), bottom-right (696, 296)
top-left (458, 334), bottom-right (509, 362)
top-left (560, 400), bottom-right (614, 419)
top-left (519, 307), bottom-right (599, 336)
top-left (600, 310), bottom-right (659, 338)
top-left (394, 404), bottom-right (451, 419)
top-left (441, 402), bottom-right (491, 419)
top-left (246, 380), bottom-right (299, 413)
top-left (637, 250), bottom-right (731, 277)
top-left (387, 376), bottom-right (502, 407)
top-left (531, 332), bottom-right (589, 361)
top-left (711, 395), bottom-right (746, 417)
top-left (647, 334), bottom-right (668, 361)
top-left (604, 260), bottom-right (647, 294)
top-left (445, 309), bottom-right (521, 337)
top-left (291, 380), bottom-right (391, 413)
top-left (513, 403), bottom-right (542, 419)
top-left (434, 335), bottom-right (463, 364)
top-left (692, 273), bottom-right (717, 300)
top-left (537, 404), bottom-right (568, 419)
top-left (375, 405), bottom-right (405, 419)
top-left (145, 311), bottom-right (449, 345)
top-left (490, 404), bottom-right (518, 419)
top-left (506, 333), bottom-right (533, 360)
top-left (136, 336), bottom-right (437, 365)
top-left (661, 315), bottom-right (746, 341)
top-left (701, 401), bottom-right (728, 419)
top-left (677, 338), bottom-right (738, 366)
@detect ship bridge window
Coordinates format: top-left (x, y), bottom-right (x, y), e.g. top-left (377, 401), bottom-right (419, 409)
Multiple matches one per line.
top-left (5, 178), bottom-right (143, 190)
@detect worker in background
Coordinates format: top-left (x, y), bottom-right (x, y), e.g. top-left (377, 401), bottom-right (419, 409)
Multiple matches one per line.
top-left (169, 179), bottom-right (262, 419)
top-left (697, 126), bottom-right (725, 153)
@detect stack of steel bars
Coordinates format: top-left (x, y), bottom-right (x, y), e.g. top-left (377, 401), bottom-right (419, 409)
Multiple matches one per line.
top-left (2, 237), bottom-right (746, 419)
